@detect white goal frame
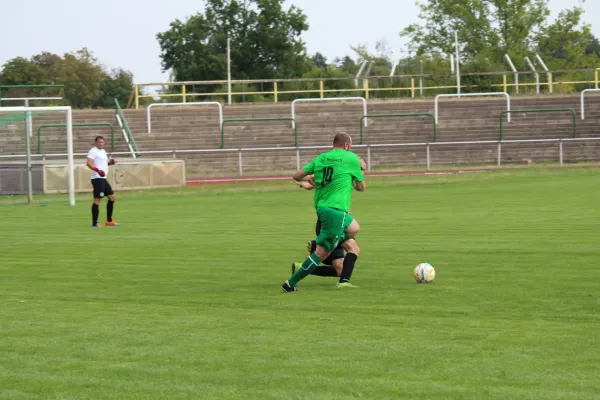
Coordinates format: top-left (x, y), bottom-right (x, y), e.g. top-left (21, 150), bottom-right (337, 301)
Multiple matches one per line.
top-left (1, 106), bottom-right (74, 205)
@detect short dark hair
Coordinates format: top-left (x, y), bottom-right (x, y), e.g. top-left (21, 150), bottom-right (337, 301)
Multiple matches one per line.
top-left (333, 132), bottom-right (352, 147)
top-left (94, 136), bottom-right (105, 143)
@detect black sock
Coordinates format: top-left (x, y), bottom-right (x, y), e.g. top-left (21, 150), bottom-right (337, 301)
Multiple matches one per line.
top-left (107, 200), bottom-right (114, 222)
top-left (339, 253), bottom-right (358, 283)
top-left (311, 266), bottom-right (339, 277)
top-left (92, 204), bottom-right (99, 225)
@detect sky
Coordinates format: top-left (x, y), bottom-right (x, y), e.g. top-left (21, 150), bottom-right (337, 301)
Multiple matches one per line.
top-left (1, 0), bottom-right (598, 84)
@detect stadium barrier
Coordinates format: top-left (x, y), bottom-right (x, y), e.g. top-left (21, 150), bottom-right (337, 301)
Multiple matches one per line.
top-left (0, 159), bottom-right (185, 195)
top-left (3, 138), bottom-right (600, 178)
top-left (220, 118), bottom-right (298, 149)
top-left (146, 102), bottom-right (223, 134)
top-left (291, 97), bottom-right (368, 128)
top-left (359, 113), bottom-right (437, 144)
top-left (37, 123), bottom-right (115, 154)
top-left (435, 93), bottom-right (511, 123)
top-left (580, 89), bottom-right (600, 120)
top-left (499, 109), bottom-right (577, 141)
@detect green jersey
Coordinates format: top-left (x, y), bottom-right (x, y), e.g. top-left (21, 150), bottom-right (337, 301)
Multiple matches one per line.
top-left (303, 148), bottom-right (364, 212)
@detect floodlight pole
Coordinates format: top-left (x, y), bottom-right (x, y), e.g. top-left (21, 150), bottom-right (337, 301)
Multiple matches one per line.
top-left (355, 61), bottom-right (367, 88)
top-left (390, 59), bottom-right (399, 86)
top-left (455, 31), bottom-right (461, 94)
top-left (363, 61), bottom-right (374, 91)
top-left (390, 59), bottom-right (399, 77)
top-left (504, 54), bottom-right (519, 94)
top-left (227, 38), bottom-right (232, 105)
top-left (420, 60), bottom-right (424, 96)
top-left (524, 57), bottom-right (540, 94)
top-left (536, 54), bottom-right (551, 92)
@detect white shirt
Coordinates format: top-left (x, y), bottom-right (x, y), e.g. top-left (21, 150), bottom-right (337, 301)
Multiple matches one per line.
top-left (88, 146), bottom-right (109, 180)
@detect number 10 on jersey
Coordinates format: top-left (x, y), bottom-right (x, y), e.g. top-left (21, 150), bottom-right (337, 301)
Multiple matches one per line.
top-left (321, 167), bottom-right (334, 187)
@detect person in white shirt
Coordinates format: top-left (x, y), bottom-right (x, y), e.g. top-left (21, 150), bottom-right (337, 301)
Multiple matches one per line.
top-left (87, 136), bottom-right (119, 227)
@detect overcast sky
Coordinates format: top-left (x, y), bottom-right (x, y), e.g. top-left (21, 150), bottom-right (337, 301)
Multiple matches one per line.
top-left (1, 0), bottom-right (598, 83)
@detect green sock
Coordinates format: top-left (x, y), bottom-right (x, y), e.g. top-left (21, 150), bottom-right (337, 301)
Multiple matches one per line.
top-left (289, 253), bottom-right (321, 286)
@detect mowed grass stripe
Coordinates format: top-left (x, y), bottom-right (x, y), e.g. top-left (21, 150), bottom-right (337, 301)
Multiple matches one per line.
top-left (1, 168), bottom-right (599, 399)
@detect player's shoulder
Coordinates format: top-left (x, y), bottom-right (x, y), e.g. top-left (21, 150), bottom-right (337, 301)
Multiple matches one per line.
top-left (87, 146), bottom-right (98, 157)
top-left (347, 151), bottom-right (360, 160)
top-left (342, 151), bottom-right (360, 163)
top-left (315, 150), bottom-right (334, 161)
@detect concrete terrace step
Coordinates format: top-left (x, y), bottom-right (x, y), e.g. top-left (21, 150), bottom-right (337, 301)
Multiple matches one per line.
top-left (2, 94), bottom-right (600, 162)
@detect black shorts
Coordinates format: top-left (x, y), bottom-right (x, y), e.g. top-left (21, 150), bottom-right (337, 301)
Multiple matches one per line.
top-left (91, 179), bottom-right (114, 199)
top-left (314, 218), bottom-right (345, 265)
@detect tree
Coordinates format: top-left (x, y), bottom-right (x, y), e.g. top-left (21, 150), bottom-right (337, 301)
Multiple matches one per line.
top-left (586, 34), bottom-right (600, 57)
top-left (0, 48), bottom-right (135, 108)
top-left (312, 52), bottom-right (328, 70)
top-left (536, 7), bottom-right (597, 67)
top-left (95, 68), bottom-right (135, 109)
top-left (0, 57), bottom-right (46, 86)
top-left (401, 0), bottom-right (551, 65)
top-left (157, 0), bottom-right (310, 83)
top-left (59, 48), bottom-right (105, 109)
top-left (535, 7), bottom-right (598, 91)
top-left (336, 56), bottom-right (359, 75)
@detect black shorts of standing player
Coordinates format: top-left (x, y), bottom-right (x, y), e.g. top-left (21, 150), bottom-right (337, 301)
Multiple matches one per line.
top-left (91, 179), bottom-right (114, 199)
top-left (309, 217), bottom-right (346, 265)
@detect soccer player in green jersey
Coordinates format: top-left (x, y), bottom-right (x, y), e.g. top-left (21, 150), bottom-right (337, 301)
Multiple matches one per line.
top-left (293, 177), bottom-right (363, 280)
top-left (282, 132), bottom-right (366, 292)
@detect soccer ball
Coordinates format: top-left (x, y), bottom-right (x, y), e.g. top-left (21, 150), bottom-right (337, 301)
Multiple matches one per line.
top-left (414, 263), bottom-right (435, 283)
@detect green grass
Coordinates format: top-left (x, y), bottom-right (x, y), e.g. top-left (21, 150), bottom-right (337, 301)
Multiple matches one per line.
top-left (1, 168), bottom-right (599, 399)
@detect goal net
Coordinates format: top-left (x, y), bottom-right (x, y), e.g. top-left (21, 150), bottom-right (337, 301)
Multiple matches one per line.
top-left (0, 106), bottom-right (75, 205)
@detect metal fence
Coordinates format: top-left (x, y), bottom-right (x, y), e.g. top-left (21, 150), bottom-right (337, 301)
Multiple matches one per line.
top-left (2, 138), bottom-right (600, 178)
top-left (130, 68), bottom-right (600, 108)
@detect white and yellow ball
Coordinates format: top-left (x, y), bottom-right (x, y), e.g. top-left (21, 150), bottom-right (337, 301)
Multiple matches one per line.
top-left (414, 263), bottom-right (435, 283)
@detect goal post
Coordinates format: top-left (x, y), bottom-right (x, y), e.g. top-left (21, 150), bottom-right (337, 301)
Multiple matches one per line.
top-left (0, 106), bottom-right (75, 206)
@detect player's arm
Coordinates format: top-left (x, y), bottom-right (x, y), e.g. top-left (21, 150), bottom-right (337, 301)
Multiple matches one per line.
top-left (293, 169), bottom-right (310, 182)
top-left (293, 158), bottom-right (316, 182)
top-left (352, 156), bottom-right (366, 192)
top-left (296, 175), bottom-right (316, 190)
top-left (353, 180), bottom-right (366, 192)
top-left (87, 157), bottom-right (106, 177)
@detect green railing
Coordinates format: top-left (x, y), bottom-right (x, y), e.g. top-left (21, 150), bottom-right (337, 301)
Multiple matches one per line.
top-left (37, 123), bottom-right (115, 154)
top-left (499, 109), bottom-right (577, 141)
top-left (114, 98), bottom-right (140, 156)
top-left (0, 84), bottom-right (65, 105)
top-left (359, 113), bottom-right (437, 144)
top-left (220, 118), bottom-right (298, 149)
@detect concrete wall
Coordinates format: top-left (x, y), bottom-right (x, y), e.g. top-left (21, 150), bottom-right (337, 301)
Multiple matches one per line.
top-left (1, 94), bottom-right (599, 175)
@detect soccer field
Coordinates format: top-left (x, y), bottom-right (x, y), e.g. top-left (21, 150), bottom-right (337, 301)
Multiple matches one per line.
top-left (1, 168), bottom-right (599, 400)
